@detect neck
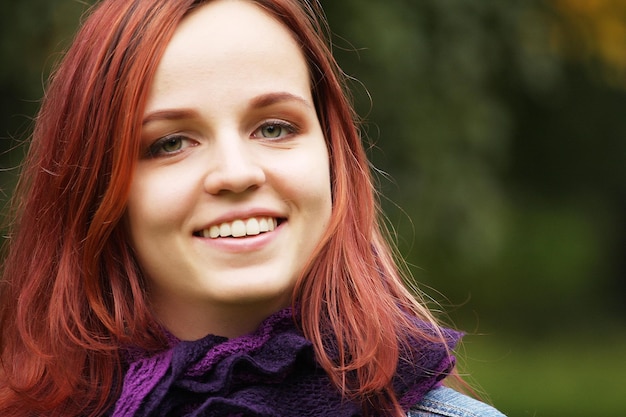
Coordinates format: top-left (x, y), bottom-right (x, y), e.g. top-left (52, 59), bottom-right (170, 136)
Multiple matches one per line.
top-left (151, 296), bottom-right (291, 340)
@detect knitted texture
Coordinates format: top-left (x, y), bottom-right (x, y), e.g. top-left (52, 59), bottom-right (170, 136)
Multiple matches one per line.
top-left (111, 308), bottom-right (461, 416)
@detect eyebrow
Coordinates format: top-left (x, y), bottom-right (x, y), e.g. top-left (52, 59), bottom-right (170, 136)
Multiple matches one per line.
top-left (142, 109), bottom-right (200, 126)
top-left (248, 92), bottom-right (313, 110)
top-left (142, 92), bottom-right (312, 126)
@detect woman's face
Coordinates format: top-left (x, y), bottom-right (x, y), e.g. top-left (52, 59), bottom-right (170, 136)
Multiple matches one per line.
top-left (126, 0), bottom-right (332, 339)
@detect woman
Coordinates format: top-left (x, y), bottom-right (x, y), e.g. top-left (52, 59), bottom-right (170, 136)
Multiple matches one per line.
top-left (0, 0), bottom-right (505, 416)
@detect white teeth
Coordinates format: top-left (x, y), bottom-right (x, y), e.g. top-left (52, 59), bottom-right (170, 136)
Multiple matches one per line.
top-left (231, 220), bottom-right (246, 237)
top-left (246, 218), bottom-right (260, 235)
top-left (201, 216), bottom-right (278, 239)
top-left (208, 225), bottom-right (220, 238)
top-left (219, 223), bottom-right (231, 237)
top-left (259, 217), bottom-right (269, 232)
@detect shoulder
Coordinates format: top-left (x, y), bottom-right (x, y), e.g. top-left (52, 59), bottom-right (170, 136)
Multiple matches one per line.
top-left (407, 386), bottom-right (507, 417)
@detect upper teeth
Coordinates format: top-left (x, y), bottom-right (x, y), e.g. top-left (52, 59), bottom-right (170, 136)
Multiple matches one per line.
top-left (202, 217), bottom-right (277, 238)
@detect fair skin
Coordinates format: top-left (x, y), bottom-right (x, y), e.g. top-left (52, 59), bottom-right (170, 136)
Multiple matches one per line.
top-left (125, 0), bottom-right (332, 340)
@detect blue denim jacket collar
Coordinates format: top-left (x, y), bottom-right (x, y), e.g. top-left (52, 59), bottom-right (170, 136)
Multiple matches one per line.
top-left (408, 387), bottom-right (507, 417)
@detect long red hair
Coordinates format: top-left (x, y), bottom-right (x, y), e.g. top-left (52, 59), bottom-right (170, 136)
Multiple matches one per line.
top-left (0, 0), bottom-right (459, 415)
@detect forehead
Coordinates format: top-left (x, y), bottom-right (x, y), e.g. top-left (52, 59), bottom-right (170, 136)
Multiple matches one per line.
top-left (173, 0), bottom-right (295, 53)
top-left (147, 0), bottom-right (311, 102)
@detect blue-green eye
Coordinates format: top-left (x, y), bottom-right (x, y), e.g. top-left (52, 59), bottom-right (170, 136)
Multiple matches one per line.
top-left (161, 137), bottom-right (183, 152)
top-left (147, 135), bottom-right (190, 157)
top-left (253, 121), bottom-right (297, 140)
top-left (261, 124), bottom-right (284, 138)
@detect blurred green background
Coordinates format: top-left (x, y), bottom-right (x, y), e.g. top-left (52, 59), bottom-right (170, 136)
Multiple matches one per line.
top-left (1, 0), bottom-right (625, 415)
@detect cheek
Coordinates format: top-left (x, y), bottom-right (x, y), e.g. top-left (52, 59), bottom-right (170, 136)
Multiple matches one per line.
top-left (126, 169), bottom-right (196, 234)
top-left (281, 150), bottom-right (332, 218)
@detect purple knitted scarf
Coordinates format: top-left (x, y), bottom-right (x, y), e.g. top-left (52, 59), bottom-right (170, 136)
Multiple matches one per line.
top-left (111, 308), bottom-right (461, 416)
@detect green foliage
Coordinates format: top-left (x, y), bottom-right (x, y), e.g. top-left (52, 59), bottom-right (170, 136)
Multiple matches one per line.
top-left (0, 0), bottom-right (92, 138)
top-left (324, 0), bottom-right (525, 268)
top-left (322, 2), bottom-right (626, 414)
top-left (323, 0), bottom-right (624, 323)
top-left (465, 330), bottom-right (626, 416)
top-left (0, 0), bottom-right (94, 204)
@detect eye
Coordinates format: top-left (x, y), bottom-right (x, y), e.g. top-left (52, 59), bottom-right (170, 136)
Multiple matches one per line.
top-left (261, 124), bottom-right (283, 138)
top-left (252, 121), bottom-right (297, 140)
top-left (147, 135), bottom-right (194, 157)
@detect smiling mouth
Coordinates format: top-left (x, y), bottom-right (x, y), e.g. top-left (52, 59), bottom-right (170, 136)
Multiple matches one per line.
top-left (194, 216), bottom-right (281, 239)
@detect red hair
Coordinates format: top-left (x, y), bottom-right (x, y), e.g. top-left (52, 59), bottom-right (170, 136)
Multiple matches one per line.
top-left (0, 0), bottom-right (459, 416)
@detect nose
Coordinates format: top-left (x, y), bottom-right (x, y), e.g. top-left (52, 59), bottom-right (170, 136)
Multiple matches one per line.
top-left (203, 134), bottom-right (266, 195)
